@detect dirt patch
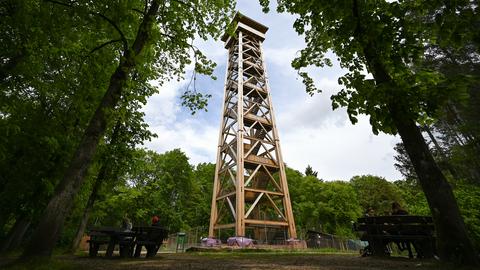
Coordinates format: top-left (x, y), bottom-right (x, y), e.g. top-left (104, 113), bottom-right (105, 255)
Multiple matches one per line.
top-left (58, 252), bottom-right (453, 270)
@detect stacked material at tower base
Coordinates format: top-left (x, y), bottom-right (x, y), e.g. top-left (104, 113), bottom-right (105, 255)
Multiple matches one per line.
top-left (227, 236), bottom-right (254, 247)
top-left (201, 237), bottom-right (221, 247)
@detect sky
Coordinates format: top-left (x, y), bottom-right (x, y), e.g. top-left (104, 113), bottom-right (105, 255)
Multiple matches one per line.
top-left (141, 1), bottom-right (403, 181)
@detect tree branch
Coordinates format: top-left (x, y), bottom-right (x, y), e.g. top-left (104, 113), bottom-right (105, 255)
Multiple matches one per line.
top-left (89, 39), bottom-right (123, 54)
top-left (132, 8), bottom-right (145, 15)
top-left (95, 13), bottom-right (129, 52)
top-left (43, 0), bottom-right (128, 52)
top-left (43, 0), bottom-right (73, 8)
top-left (144, 0), bottom-right (149, 14)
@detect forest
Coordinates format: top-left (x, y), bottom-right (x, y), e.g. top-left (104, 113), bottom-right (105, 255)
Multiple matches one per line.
top-left (1, 0), bottom-right (479, 268)
top-left (2, 147), bottom-right (480, 255)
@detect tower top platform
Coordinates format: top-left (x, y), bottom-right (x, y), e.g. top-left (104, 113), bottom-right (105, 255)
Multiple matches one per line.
top-left (221, 11), bottom-right (269, 48)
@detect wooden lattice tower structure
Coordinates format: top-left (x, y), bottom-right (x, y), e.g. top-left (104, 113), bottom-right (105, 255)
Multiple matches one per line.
top-left (209, 12), bottom-right (297, 241)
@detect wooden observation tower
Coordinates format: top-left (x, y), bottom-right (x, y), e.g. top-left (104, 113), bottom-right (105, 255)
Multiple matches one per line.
top-left (209, 12), bottom-right (297, 242)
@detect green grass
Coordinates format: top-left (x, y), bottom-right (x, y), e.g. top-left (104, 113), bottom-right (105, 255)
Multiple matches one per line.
top-left (2, 251), bottom-right (475, 270)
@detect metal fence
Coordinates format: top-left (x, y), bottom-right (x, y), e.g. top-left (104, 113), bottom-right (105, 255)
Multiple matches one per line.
top-left (160, 226), bottom-right (366, 253)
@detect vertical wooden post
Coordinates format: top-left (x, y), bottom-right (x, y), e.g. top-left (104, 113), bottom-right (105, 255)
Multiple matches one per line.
top-left (235, 31), bottom-right (245, 237)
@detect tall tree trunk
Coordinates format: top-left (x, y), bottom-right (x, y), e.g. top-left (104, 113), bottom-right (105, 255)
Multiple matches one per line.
top-left (0, 215), bottom-right (31, 253)
top-left (69, 165), bottom-right (105, 253)
top-left (70, 121), bottom-right (121, 253)
top-left (390, 107), bottom-right (478, 265)
top-left (22, 1), bottom-right (160, 258)
top-left (352, 0), bottom-right (478, 264)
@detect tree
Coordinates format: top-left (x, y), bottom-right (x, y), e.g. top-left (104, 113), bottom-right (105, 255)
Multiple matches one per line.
top-left (304, 165), bottom-right (318, 178)
top-left (420, 40), bottom-right (480, 185)
top-left (394, 145), bottom-right (480, 249)
top-left (261, 0), bottom-right (478, 265)
top-left (317, 181), bottom-right (362, 237)
top-left (21, 1), bottom-right (161, 257)
top-left (191, 163), bottom-right (216, 229)
top-left (12, 0), bottom-right (235, 258)
top-left (393, 179), bottom-right (430, 216)
top-left (286, 168), bottom-right (361, 237)
top-left (453, 183), bottom-right (480, 250)
top-left (350, 175), bottom-right (404, 215)
top-left (69, 105), bottom-right (155, 252)
top-left (0, 0), bottom-right (119, 250)
top-left (91, 149), bottom-right (199, 233)
top-left (393, 143), bottom-right (418, 181)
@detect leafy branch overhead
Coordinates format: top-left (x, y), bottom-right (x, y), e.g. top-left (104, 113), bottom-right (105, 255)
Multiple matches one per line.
top-left (262, 0), bottom-right (477, 136)
top-left (180, 47), bottom-right (217, 114)
top-left (151, 0), bottom-right (232, 114)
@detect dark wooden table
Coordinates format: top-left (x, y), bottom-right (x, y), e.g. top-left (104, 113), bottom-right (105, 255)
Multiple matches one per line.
top-left (88, 226), bottom-right (168, 258)
top-left (354, 215), bottom-right (436, 258)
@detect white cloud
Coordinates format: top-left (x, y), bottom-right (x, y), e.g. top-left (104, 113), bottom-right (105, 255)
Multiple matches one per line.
top-left (142, 79), bottom-right (181, 126)
top-left (264, 47), bottom-right (300, 76)
top-left (279, 115), bottom-right (401, 181)
top-left (195, 39), bottom-right (228, 65)
top-left (144, 118), bottom-right (218, 164)
top-left (142, 73), bottom-right (221, 165)
top-left (277, 77), bottom-right (347, 129)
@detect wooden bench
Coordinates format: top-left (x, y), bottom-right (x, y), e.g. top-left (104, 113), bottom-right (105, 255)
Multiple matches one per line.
top-left (87, 227), bottom-right (136, 257)
top-left (87, 230), bottom-right (111, 257)
top-left (132, 226), bottom-right (169, 258)
top-left (354, 215), bottom-right (436, 258)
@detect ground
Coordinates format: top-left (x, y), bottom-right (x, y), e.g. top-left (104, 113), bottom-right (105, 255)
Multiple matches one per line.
top-left (2, 251), bottom-right (473, 270)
